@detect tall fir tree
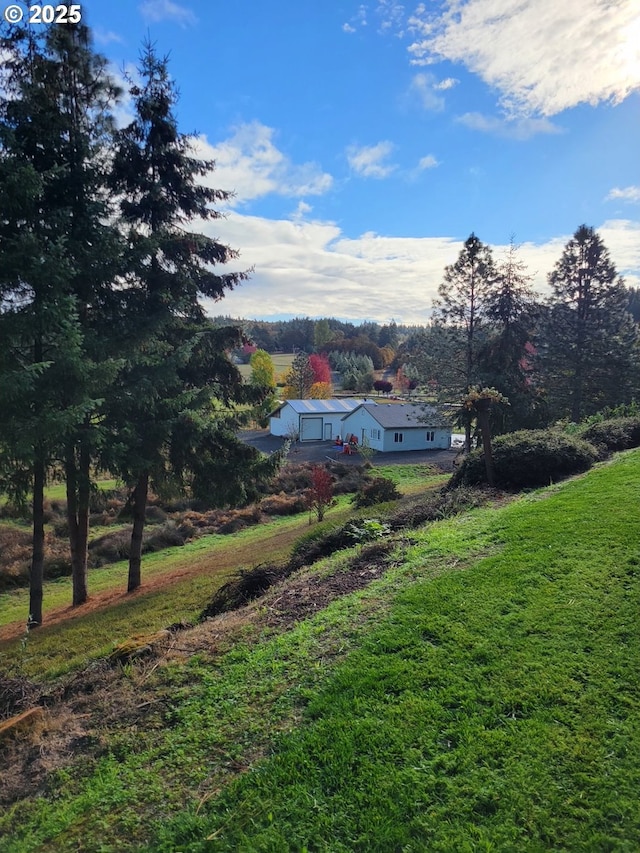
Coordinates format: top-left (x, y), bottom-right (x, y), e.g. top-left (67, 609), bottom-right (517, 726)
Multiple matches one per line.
top-left (432, 233), bottom-right (497, 450)
top-left (108, 42), bottom-right (260, 592)
top-left (479, 238), bottom-right (544, 431)
top-left (0, 20), bottom-right (118, 620)
top-left (543, 225), bottom-right (639, 422)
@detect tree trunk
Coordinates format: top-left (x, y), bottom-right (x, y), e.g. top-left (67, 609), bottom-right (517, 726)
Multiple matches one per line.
top-left (75, 435), bottom-right (91, 605)
top-left (476, 405), bottom-right (495, 487)
top-left (128, 470), bottom-right (149, 593)
top-left (65, 443), bottom-right (79, 591)
top-left (66, 432), bottom-right (91, 607)
top-left (29, 449), bottom-right (46, 628)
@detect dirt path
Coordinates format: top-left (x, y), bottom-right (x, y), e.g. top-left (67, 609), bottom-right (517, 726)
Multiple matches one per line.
top-left (0, 523), bottom-right (306, 644)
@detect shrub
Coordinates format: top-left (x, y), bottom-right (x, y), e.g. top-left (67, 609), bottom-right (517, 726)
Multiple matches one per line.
top-left (290, 520), bottom-right (342, 560)
top-left (449, 430), bottom-right (598, 489)
top-left (352, 477), bottom-right (401, 508)
top-left (386, 486), bottom-right (489, 531)
top-left (259, 492), bottom-right (308, 516)
top-left (145, 505), bottom-right (168, 523)
top-left (580, 417), bottom-right (640, 454)
top-left (201, 563), bottom-right (289, 618)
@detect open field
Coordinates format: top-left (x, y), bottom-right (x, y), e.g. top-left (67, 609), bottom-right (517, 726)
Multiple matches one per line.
top-left (236, 352), bottom-right (295, 382)
top-left (1, 451), bottom-right (638, 851)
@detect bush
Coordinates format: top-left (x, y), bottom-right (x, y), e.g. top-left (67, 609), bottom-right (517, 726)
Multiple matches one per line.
top-left (387, 486), bottom-right (489, 530)
top-left (449, 430), bottom-right (598, 489)
top-left (580, 417), bottom-right (640, 454)
top-left (201, 563), bottom-right (289, 618)
top-left (259, 492), bottom-right (308, 516)
top-left (290, 520), bottom-right (342, 560)
top-left (352, 477), bottom-right (401, 508)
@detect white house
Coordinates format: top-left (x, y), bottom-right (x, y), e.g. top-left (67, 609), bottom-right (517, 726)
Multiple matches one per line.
top-left (341, 403), bottom-right (451, 452)
top-left (269, 398), bottom-right (371, 442)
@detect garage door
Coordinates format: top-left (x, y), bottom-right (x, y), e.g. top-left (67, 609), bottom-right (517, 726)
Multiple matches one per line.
top-left (300, 417), bottom-right (323, 441)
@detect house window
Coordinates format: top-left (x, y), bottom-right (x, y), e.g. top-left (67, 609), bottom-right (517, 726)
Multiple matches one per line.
top-left (394, 432), bottom-right (403, 443)
top-left (370, 428), bottom-right (380, 440)
top-left (426, 430), bottom-right (435, 442)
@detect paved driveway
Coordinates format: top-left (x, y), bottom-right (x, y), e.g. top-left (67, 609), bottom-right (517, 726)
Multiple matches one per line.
top-left (239, 429), bottom-right (459, 472)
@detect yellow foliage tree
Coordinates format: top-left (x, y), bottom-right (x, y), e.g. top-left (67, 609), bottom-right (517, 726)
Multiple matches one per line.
top-left (309, 382), bottom-right (332, 399)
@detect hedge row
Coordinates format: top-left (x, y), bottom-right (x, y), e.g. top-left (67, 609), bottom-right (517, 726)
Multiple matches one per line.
top-left (449, 430), bottom-right (598, 489)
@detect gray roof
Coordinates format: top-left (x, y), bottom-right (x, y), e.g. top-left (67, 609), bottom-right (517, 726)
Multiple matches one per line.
top-left (271, 398), bottom-right (371, 416)
top-left (344, 403), bottom-right (450, 429)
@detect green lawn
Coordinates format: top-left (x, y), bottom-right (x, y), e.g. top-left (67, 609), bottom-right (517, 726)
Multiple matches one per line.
top-left (2, 452), bottom-right (639, 851)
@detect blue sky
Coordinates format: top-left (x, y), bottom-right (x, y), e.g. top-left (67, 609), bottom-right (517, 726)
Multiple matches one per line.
top-left (80, 0), bottom-right (639, 323)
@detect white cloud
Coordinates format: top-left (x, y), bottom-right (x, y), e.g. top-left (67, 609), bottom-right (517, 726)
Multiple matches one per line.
top-left (138, 0), bottom-right (197, 27)
top-left (94, 29), bottom-right (125, 46)
top-left (607, 186), bottom-right (640, 204)
top-left (407, 0), bottom-right (640, 116)
top-left (198, 215), bottom-right (640, 324)
top-left (407, 72), bottom-right (445, 111)
top-left (108, 62), bottom-right (139, 129)
top-left (376, 1), bottom-right (406, 36)
top-left (192, 122), bottom-right (333, 205)
top-left (291, 201), bottom-right (313, 221)
top-left (456, 111), bottom-right (563, 139)
top-left (346, 141), bottom-right (397, 178)
top-left (598, 219), bottom-right (640, 288)
top-left (417, 154), bottom-right (439, 170)
top-left (434, 77), bottom-right (458, 91)
top-left (342, 23), bottom-right (356, 33)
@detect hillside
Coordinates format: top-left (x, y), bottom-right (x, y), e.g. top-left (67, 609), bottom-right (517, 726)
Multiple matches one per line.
top-left (1, 452), bottom-right (639, 851)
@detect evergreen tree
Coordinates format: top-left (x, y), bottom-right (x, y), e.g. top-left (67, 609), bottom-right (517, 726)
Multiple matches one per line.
top-left (433, 233), bottom-right (497, 450)
top-left (108, 42), bottom-right (255, 592)
top-left (283, 351), bottom-right (315, 399)
top-left (0, 20), bottom-right (119, 619)
top-left (543, 225), bottom-right (639, 421)
top-left (479, 239), bottom-right (544, 431)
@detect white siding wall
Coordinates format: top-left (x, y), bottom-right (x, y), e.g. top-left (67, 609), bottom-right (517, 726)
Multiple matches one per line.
top-left (380, 427), bottom-right (450, 452)
top-left (269, 403), bottom-right (299, 438)
top-left (270, 406), bottom-right (350, 441)
top-left (341, 409), bottom-right (386, 451)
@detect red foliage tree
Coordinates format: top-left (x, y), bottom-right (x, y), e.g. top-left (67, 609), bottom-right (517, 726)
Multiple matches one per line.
top-left (309, 353), bottom-right (332, 385)
top-left (306, 466), bottom-right (336, 522)
top-left (373, 379), bottom-right (393, 395)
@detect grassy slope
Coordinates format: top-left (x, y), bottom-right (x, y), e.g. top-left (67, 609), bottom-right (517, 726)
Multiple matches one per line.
top-left (2, 452), bottom-right (639, 851)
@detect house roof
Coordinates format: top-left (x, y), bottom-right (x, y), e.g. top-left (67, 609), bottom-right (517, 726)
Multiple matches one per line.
top-left (270, 398), bottom-right (371, 417)
top-left (343, 403), bottom-right (450, 429)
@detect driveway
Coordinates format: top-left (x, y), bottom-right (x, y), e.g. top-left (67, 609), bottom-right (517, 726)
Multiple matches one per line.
top-left (239, 429), bottom-right (459, 472)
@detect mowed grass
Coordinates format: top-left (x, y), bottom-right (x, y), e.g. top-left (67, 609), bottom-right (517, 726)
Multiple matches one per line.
top-left (0, 492), bottom-right (387, 676)
top-left (1, 452), bottom-right (639, 852)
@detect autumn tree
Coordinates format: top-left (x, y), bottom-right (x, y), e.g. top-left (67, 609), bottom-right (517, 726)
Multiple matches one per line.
top-left (309, 353), bottom-right (332, 385)
top-left (250, 349), bottom-right (276, 388)
top-left (306, 466), bottom-right (336, 522)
